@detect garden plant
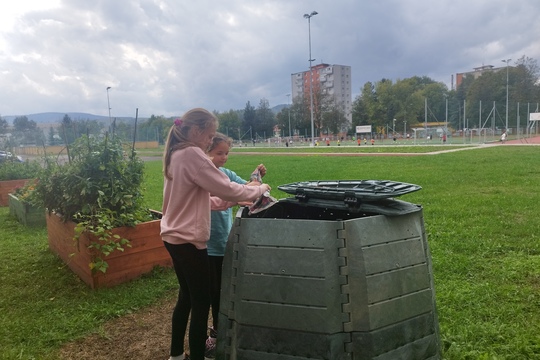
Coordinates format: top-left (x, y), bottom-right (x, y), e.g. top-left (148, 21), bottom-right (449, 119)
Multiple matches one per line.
top-left (32, 134), bottom-right (154, 273)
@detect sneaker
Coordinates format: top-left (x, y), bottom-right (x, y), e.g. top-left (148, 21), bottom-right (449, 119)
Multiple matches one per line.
top-left (205, 336), bottom-right (216, 359)
top-left (169, 355), bottom-right (189, 360)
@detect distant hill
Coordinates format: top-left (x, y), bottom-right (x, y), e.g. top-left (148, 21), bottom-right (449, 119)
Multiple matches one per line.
top-left (272, 104), bottom-right (287, 114)
top-left (4, 107), bottom-right (288, 124)
top-left (3, 112), bottom-right (137, 124)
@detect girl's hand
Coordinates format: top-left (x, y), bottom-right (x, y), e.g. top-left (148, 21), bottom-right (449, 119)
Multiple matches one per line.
top-left (261, 184), bottom-right (271, 192)
top-left (256, 164), bottom-right (267, 177)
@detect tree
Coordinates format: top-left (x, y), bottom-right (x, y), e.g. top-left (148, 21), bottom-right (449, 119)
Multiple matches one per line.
top-left (58, 114), bottom-right (76, 145)
top-left (56, 115), bottom-right (103, 145)
top-left (12, 116), bottom-right (42, 146)
top-left (351, 82), bottom-right (375, 132)
top-left (291, 94), bottom-right (311, 137)
top-left (113, 121), bottom-right (135, 142)
top-left (275, 108), bottom-right (291, 138)
top-left (140, 115), bottom-right (172, 144)
top-left (13, 116), bottom-right (37, 132)
top-left (255, 98), bottom-right (275, 139)
top-left (48, 127), bottom-right (57, 145)
top-left (420, 82), bottom-right (449, 123)
top-left (242, 102), bottom-right (256, 140)
top-left (514, 55), bottom-right (540, 103)
top-left (463, 71), bottom-right (504, 129)
top-left (0, 116), bottom-right (8, 134)
top-left (217, 110), bottom-right (242, 139)
top-left (321, 105), bottom-right (348, 136)
top-left (351, 76), bottom-right (452, 136)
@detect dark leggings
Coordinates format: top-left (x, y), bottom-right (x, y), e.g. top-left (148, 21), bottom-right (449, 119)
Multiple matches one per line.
top-left (164, 242), bottom-right (210, 360)
top-left (208, 255), bottom-right (224, 332)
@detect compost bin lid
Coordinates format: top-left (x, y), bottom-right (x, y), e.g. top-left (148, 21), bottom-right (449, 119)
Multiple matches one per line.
top-left (271, 180), bottom-right (422, 216)
top-left (278, 180), bottom-right (421, 202)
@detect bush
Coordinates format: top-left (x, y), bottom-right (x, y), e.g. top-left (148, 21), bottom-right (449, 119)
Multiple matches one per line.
top-left (0, 159), bottom-right (42, 181)
top-left (33, 134), bottom-right (152, 272)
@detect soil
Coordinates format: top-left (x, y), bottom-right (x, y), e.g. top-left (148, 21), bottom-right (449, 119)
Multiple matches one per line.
top-left (58, 293), bottom-right (183, 360)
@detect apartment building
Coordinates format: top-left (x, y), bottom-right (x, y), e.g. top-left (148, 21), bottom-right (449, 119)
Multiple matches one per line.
top-left (291, 63), bottom-right (352, 123)
top-left (455, 64), bottom-right (506, 88)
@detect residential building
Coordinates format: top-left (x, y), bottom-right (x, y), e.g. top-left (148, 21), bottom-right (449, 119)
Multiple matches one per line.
top-left (455, 64), bottom-right (506, 88)
top-left (291, 63), bottom-right (352, 123)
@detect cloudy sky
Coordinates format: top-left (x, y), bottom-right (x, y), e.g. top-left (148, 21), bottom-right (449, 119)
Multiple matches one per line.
top-left (1, 0), bottom-right (539, 119)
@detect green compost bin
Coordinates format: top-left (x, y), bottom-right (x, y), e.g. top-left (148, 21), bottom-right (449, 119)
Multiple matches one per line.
top-left (217, 180), bottom-right (441, 360)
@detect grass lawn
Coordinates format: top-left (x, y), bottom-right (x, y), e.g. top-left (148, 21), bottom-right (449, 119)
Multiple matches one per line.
top-left (1, 145), bottom-right (539, 359)
top-left (136, 143), bottom-right (474, 156)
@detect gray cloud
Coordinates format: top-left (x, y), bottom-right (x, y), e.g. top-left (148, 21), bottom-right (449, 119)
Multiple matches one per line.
top-left (0, 0), bottom-right (538, 118)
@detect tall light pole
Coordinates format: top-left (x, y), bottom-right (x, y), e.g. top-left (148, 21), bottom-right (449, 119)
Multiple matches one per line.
top-left (286, 93), bottom-right (292, 138)
top-left (502, 58), bottom-right (511, 132)
top-left (304, 11), bottom-right (318, 146)
top-left (445, 94), bottom-right (448, 135)
top-left (106, 86), bottom-right (112, 126)
top-left (404, 120), bottom-right (407, 138)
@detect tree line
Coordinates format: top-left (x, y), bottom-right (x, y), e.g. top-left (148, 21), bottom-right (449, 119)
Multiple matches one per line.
top-left (2, 55), bottom-right (538, 147)
top-left (0, 114), bottom-right (163, 148)
top-left (353, 55), bottom-right (540, 135)
top-left (217, 54), bottom-right (540, 138)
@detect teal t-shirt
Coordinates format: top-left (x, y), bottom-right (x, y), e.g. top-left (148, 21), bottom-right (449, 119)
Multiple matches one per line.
top-left (207, 167), bottom-right (247, 256)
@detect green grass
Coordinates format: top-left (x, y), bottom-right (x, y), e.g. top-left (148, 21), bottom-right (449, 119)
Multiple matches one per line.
top-left (2, 147), bottom-right (540, 359)
top-left (135, 143), bottom-right (474, 156)
top-left (230, 144), bottom-right (473, 153)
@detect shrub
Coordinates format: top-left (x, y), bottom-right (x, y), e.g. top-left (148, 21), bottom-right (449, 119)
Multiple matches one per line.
top-left (33, 134), bottom-right (152, 272)
top-left (0, 159), bottom-right (42, 181)
top-left (12, 178), bottom-right (40, 204)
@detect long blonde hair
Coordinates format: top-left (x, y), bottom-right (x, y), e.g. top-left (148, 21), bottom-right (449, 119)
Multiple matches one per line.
top-left (163, 108), bottom-right (218, 180)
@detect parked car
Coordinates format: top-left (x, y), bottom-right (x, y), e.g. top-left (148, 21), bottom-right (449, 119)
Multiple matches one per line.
top-left (0, 151), bottom-right (24, 163)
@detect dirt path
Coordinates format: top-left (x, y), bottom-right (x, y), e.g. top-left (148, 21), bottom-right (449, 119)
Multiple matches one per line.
top-left (58, 293), bottom-right (178, 359)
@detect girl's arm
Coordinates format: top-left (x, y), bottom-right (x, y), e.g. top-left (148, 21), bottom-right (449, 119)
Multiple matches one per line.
top-left (196, 157), bottom-right (269, 202)
top-left (210, 196), bottom-right (236, 211)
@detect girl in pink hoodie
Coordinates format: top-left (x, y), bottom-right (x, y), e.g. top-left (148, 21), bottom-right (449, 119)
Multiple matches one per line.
top-left (161, 108), bottom-right (270, 360)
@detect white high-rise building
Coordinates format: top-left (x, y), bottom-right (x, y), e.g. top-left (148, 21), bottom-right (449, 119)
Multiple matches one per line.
top-left (291, 63), bottom-right (352, 123)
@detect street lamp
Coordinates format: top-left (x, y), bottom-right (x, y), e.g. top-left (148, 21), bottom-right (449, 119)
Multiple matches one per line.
top-left (106, 86), bottom-right (112, 126)
top-left (304, 10), bottom-right (318, 146)
top-left (287, 93), bottom-right (292, 138)
top-left (404, 120), bottom-right (407, 138)
top-left (502, 58), bottom-right (511, 132)
top-left (444, 94), bottom-right (448, 136)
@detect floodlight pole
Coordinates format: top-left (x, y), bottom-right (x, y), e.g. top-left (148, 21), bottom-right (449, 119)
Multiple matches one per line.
top-left (304, 11), bottom-right (318, 146)
top-left (502, 58), bottom-right (511, 132)
top-left (287, 93), bottom-right (292, 138)
top-left (106, 86), bottom-right (112, 127)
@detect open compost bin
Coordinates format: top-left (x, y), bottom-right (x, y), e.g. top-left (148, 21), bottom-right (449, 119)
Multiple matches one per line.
top-left (217, 180), bottom-right (440, 360)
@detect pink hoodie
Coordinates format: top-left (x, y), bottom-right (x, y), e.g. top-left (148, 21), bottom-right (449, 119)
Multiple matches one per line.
top-left (161, 146), bottom-right (266, 249)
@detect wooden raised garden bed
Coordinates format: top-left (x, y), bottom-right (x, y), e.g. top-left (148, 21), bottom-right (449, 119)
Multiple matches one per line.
top-left (0, 179), bottom-right (30, 207)
top-left (8, 193), bottom-right (46, 227)
top-left (46, 212), bottom-right (172, 289)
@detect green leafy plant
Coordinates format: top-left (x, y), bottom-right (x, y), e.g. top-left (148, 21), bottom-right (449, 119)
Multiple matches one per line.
top-left (0, 158), bottom-right (42, 181)
top-left (12, 178), bottom-right (40, 204)
top-left (33, 134), bottom-right (152, 273)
